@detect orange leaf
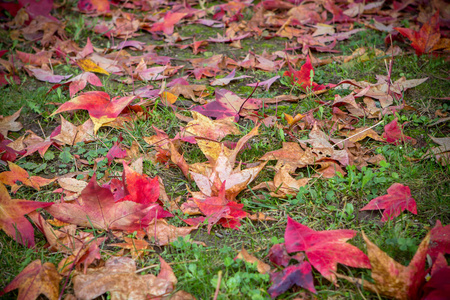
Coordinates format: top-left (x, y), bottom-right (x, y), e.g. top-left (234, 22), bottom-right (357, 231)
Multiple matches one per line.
top-left (0, 260), bottom-right (61, 300)
top-left (0, 161), bottom-right (55, 193)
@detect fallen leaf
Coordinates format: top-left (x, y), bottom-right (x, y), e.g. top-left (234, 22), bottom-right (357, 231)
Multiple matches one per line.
top-left (0, 108), bottom-right (22, 137)
top-left (109, 236), bottom-right (150, 260)
top-left (0, 260), bottom-right (61, 300)
top-left (52, 116), bottom-right (95, 146)
top-left (50, 91), bottom-right (135, 133)
top-left (428, 220), bottom-right (450, 261)
top-left (394, 11), bottom-right (440, 55)
top-left (0, 161), bottom-right (55, 193)
top-left (45, 175), bottom-right (153, 231)
top-left (146, 219), bottom-right (199, 246)
top-left (235, 248), bottom-right (271, 274)
top-left (284, 217), bottom-right (371, 282)
top-left (210, 69), bottom-right (251, 86)
top-left (283, 55), bottom-right (329, 91)
top-left (0, 182), bottom-right (53, 247)
top-left (149, 11), bottom-right (187, 35)
top-left (360, 183), bottom-right (417, 222)
top-left (192, 181), bottom-right (247, 233)
top-left (383, 118), bottom-right (416, 145)
top-left (72, 256), bottom-right (174, 300)
top-left (183, 111), bottom-right (241, 141)
top-left (77, 58), bottom-right (110, 75)
top-left (267, 262), bottom-right (316, 298)
top-left (337, 231), bottom-right (430, 300)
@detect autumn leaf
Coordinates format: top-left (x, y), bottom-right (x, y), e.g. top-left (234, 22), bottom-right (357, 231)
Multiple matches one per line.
top-left (394, 11), bottom-right (440, 56)
top-left (360, 183), bottom-right (417, 222)
top-left (235, 248), bottom-right (271, 274)
top-left (51, 116), bottom-right (95, 146)
top-left (0, 108), bottom-right (22, 137)
top-left (428, 220), bottom-right (450, 261)
top-left (284, 217), bottom-right (371, 282)
top-left (77, 0), bottom-right (110, 13)
top-left (190, 181), bottom-right (247, 233)
top-left (116, 163), bottom-right (172, 222)
top-left (210, 69), bottom-right (251, 86)
top-left (283, 55), bottom-right (328, 91)
top-left (0, 161), bottom-right (55, 193)
top-left (183, 111), bottom-right (241, 141)
top-left (109, 236), bottom-right (150, 260)
top-left (267, 262), bottom-right (316, 298)
top-left (0, 182), bottom-right (53, 247)
top-left (337, 231), bottom-right (431, 300)
top-left (189, 126), bottom-right (266, 200)
top-left (146, 219), bottom-right (199, 246)
top-left (51, 72), bottom-right (103, 98)
top-left (77, 58), bottom-right (110, 75)
top-left (45, 174), bottom-right (153, 231)
top-left (50, 91), bottom-right (135, 133)
top-left (383, 118), bottom-right (416, 145)
top-left (0, 260), bottom-right (61, 300)
top-left (72, 256), bottom-right (174, 300)
top-left (149, 11), bottom-right (187, 35)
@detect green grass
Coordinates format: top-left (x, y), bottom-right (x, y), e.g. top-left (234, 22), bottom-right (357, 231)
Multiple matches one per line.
top-left (1, 2), bottom-right (450, 299)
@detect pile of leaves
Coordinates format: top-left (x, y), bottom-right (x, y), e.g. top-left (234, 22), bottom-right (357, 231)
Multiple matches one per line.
top-left (0, 0), bottom-right (449, 299)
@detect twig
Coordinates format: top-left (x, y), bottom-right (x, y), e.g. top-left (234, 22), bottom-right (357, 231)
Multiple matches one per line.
top-left (332, 120), bottom-right (384, 148)
top-left (237, 82), bottom-right (259, 115)
top-left (213, 270), bottom-right (223, 300)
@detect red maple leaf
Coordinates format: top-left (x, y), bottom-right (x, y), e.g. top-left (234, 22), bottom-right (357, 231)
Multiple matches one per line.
top-left (192, 181), bottom-right (247, 233)
top-left (394, 11), bottom-right (441, 56)
top-left (0, 183), bottom-right (53, 247)
top-left (106, 136), bottom-right (127, 166)
top-left (45, 175), bottom-right (152, 231)
top-left (115, 163), bottom-right (172, 223)
top-left (284, 217), bottom-right (371, 282)
top-left (428, 220), bottom-right (450, 261)
top-left (50, 91), bottom-right (135, 133)
top-left (149, 11), bottom-right (187, 35)
top-left (360, 183), bottom-right (417, 222)
top-left (383, 118), bottom-right (416, 145)
top-left (268, 262), bottom-right (316, 298)
top-left (283, 55), bottom-right (328, 92)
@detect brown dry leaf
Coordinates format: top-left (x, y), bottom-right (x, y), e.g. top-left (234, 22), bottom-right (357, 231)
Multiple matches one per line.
top-left (55, 177), bottom-right (88, 201)
top-left (184, 111), bottom-right (241, 141)
top-left (0, 108), bottom-right (22, 137)
top-left (253, 166), bottom-right (310, 198)
top-left (260, 142), bottom-right (316, 173)
top-left (28, 211), bottom-right (78, 253)
top-left (146, 219), bottom-right (199, 246)
top-left (169, 83), bottom-right (208, 102)
top-left (340, 127), bottom-right (384, 143)
top-left (72, 256), bottom-right (174, 300)
top-left (189, 126), bottom-right (265, 200)
top-left (336, 231), bottom-right (430, 300)
top-left (52, 116), bottom-right (95, 146)
top-left (0, 260), bottom-right (61, 300)
top-left (109, 237), bottom-right (151, 260)
top-left (247, 212), bottom-right (276, 222)
top-left (425, 136), bottom-right (450, 166)
top-left (235, 248), bottom-right (271, 274)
